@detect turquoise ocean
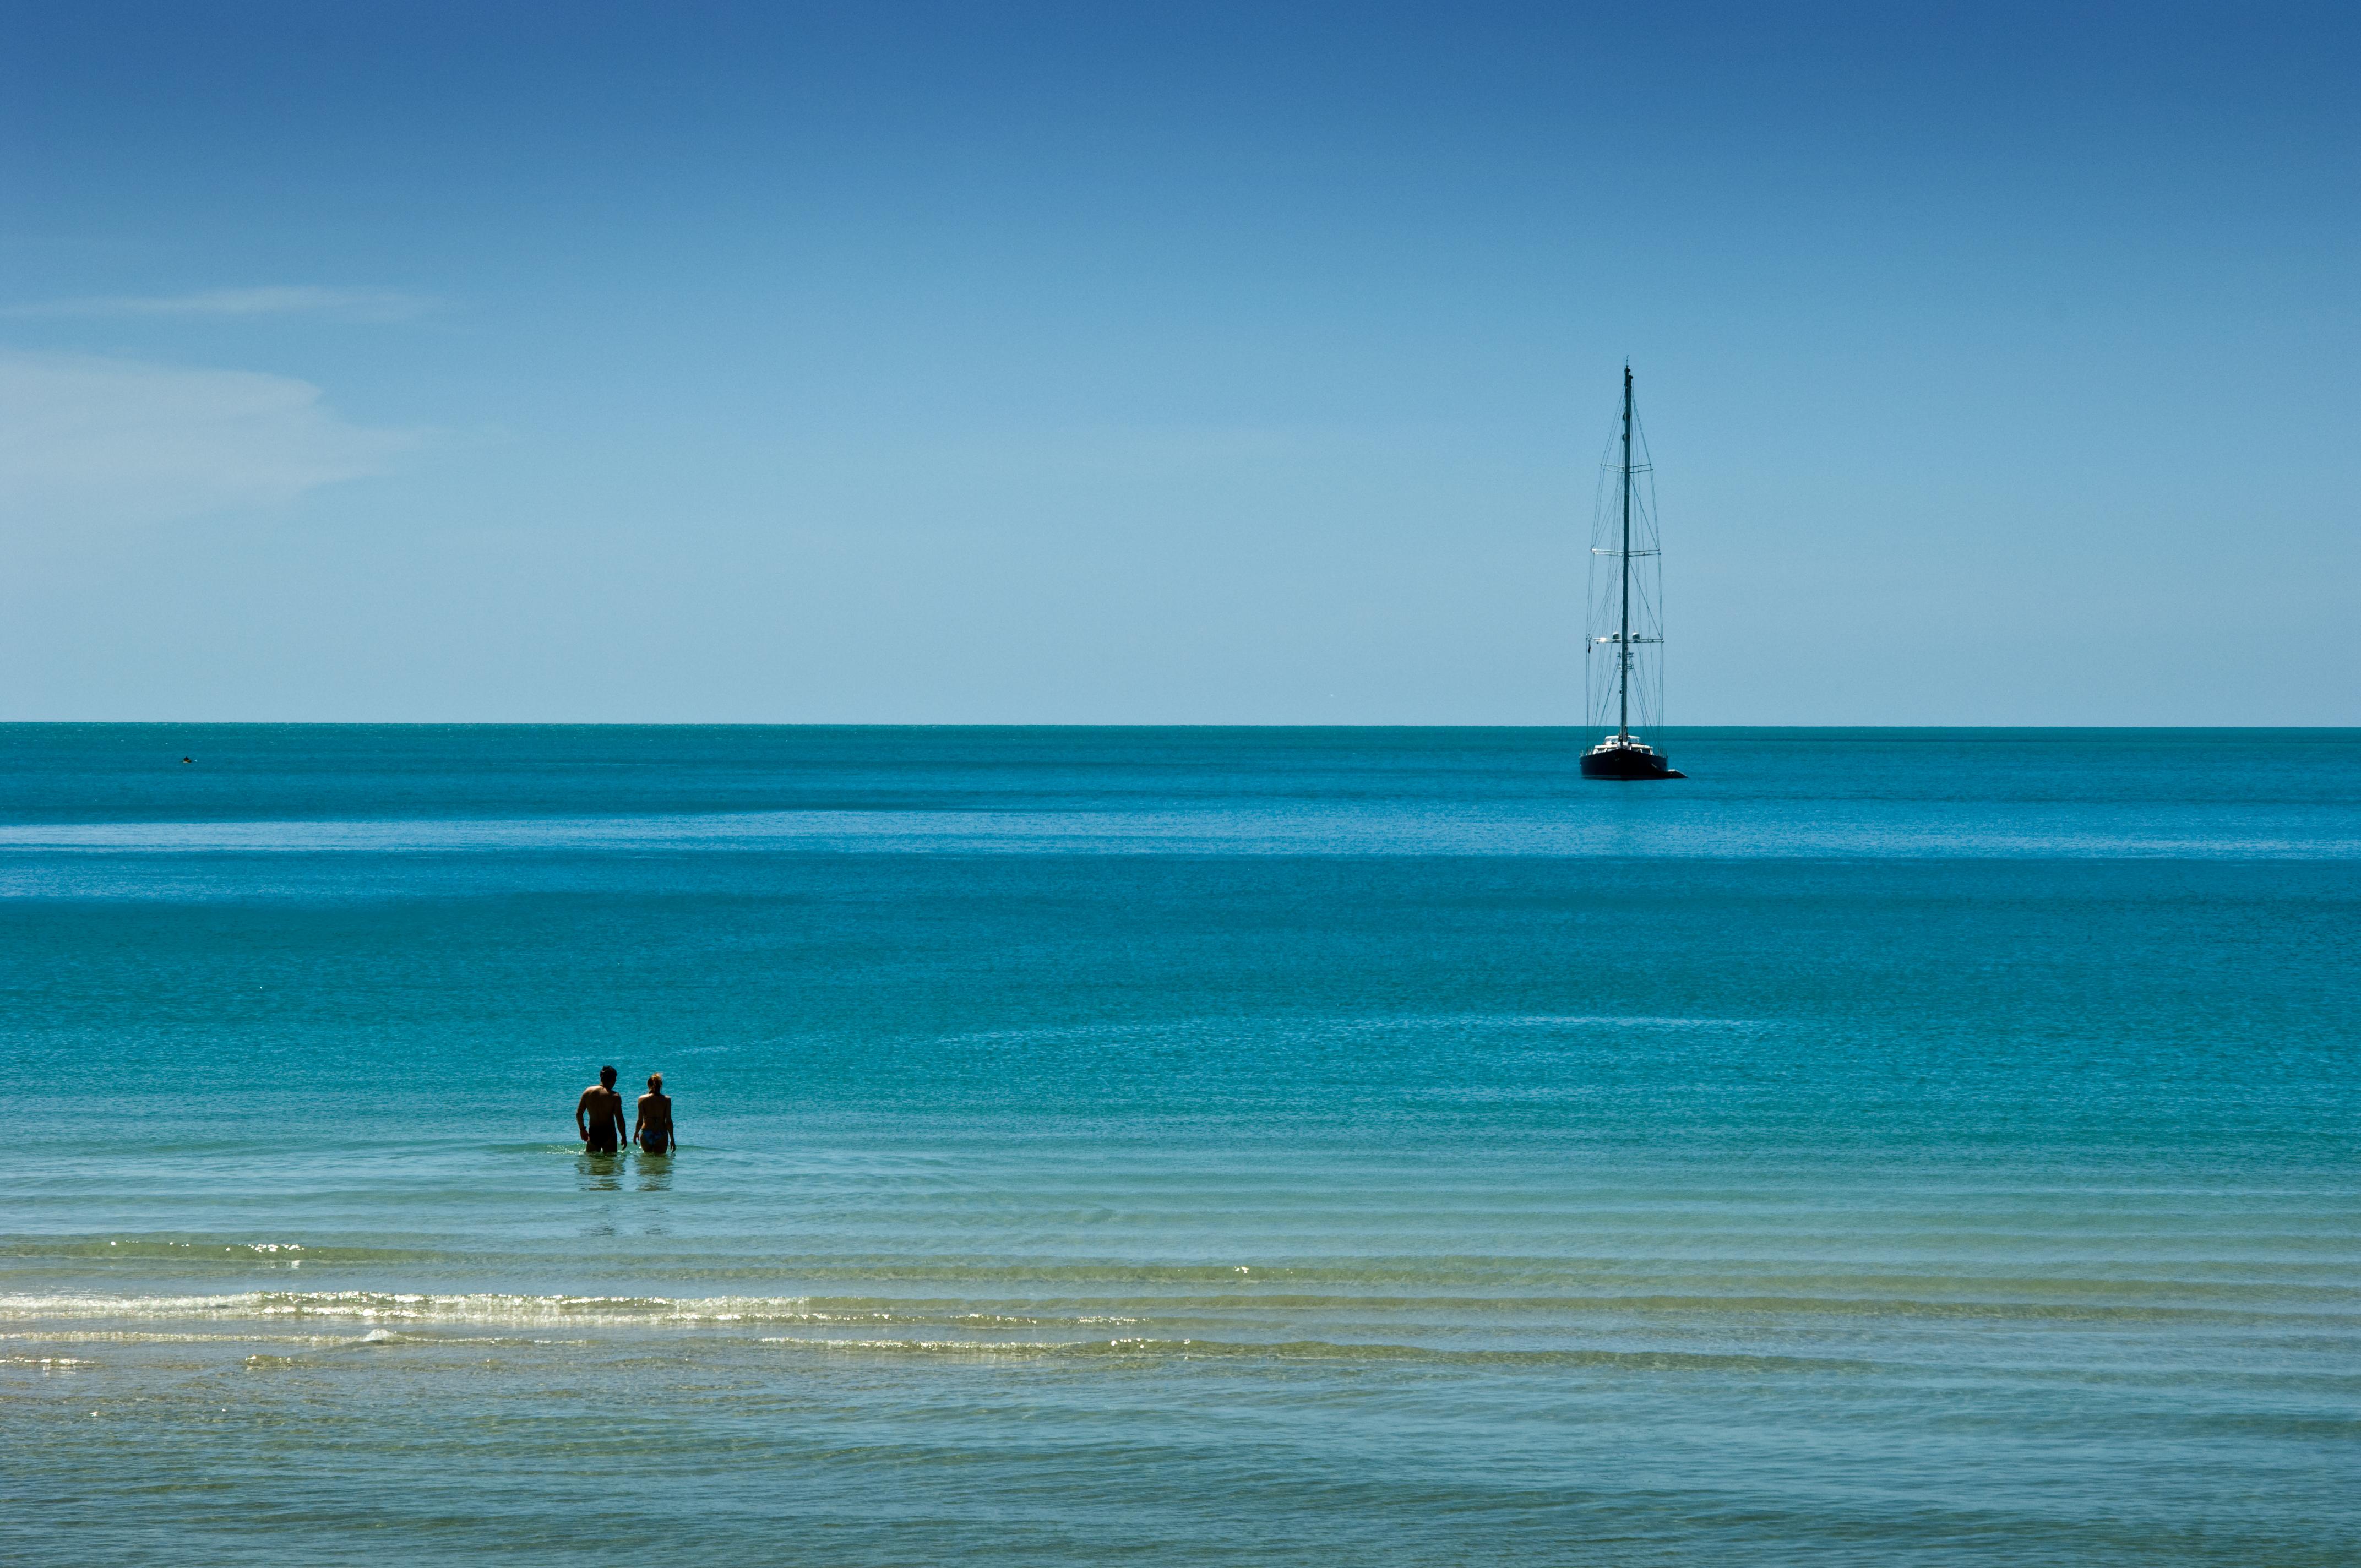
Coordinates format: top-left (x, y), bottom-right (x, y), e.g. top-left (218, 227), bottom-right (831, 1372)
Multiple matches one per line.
top-left (2, 725), bottom-right (2355, 1565)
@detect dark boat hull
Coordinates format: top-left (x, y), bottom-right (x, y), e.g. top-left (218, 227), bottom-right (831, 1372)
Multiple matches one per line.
top-left (1580, 746), bottom-right (1685, 780)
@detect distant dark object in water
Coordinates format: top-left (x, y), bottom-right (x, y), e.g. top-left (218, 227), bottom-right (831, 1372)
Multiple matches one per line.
top-left (1580, 739), bottom-right (1684, 780)
top-left (1580, 365), bottom-right (1685, 782)
top-left (182, 756), bottom-right (192, 764)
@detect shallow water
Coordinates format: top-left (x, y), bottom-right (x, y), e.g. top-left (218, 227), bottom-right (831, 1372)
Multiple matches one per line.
top-left (3, 726), bottom-right (2356, 1564)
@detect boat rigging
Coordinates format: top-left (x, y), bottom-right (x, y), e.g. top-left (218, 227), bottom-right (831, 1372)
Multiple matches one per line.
top-left (1580, 365), bottom-right (1685, 780)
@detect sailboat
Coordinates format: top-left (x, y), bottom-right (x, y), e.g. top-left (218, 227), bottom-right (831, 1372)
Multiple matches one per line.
top-left (1580, 365), bottom-right (1685, 779)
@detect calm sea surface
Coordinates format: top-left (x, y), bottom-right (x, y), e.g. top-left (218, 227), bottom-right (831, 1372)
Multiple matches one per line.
top-left (2, 726), bottom-right (2355, 1565)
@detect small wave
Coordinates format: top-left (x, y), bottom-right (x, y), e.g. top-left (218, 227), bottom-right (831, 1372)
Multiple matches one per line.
top-left (1340, 1012), bottom-right (1772, 1033)
top-left (0, 1291), bottom-right (1101, 1331)
top-left (17, 1242), bottom-right (2352, 1306)
top-left (0, 1291), bottom-right (824, 1327)
top-left (4, 1329), bottom-right (347, 1346)
top-left (753, 1335), bottom-right (1878, 1373)
top-left (4, 1284), bottom-right (2347, 1332)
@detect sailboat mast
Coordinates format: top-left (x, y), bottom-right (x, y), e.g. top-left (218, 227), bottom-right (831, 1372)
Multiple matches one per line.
top-left (1579, 363), bottom-right (1682, 780)
top-left (1617, 365), bottom-right (1633, 742)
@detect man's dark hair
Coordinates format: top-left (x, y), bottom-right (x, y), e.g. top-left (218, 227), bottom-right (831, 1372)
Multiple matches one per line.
top-left (600, 1065), bottom-right (618, 1085)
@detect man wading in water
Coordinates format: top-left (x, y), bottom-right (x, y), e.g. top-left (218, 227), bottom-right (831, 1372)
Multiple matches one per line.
top-left (576, 1065), bottom-right (627, 1153)
top-left (634, 1073), bottom-right (675, 1155)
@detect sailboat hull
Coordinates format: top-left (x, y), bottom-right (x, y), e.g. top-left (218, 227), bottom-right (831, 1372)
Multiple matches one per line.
top-left (1580, 745), bottom-right (1684, 780)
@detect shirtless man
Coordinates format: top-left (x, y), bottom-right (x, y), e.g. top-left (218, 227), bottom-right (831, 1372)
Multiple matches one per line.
top-left (576, 1065), bottom-right (627, 1154)
top-left (633, 1073), bottom-right (676, 1156)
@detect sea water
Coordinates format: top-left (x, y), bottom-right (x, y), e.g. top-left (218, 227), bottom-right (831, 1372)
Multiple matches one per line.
top-left (1, 726), bottom-right (2354, 1565)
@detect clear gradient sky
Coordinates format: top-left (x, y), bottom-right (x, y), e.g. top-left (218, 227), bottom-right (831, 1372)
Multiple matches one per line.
top-left (2, 2), bottom-right (2352, 723)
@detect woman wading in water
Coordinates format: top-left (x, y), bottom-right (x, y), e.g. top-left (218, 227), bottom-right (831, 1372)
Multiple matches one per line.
top-left (634, 1073), bottom-right (675, 1155)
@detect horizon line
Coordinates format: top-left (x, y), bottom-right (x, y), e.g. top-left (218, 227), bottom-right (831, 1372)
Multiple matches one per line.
top-left (3, 721), bottom-right (2357, 734)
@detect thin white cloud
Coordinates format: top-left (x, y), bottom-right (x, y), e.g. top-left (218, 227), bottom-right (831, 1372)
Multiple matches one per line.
top-left (0, 350), bottom-right (416, 527)
top-left (0, 286), bottom-right (437, 321)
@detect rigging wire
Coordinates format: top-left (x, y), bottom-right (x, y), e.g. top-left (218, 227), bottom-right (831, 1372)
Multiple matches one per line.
top-left (1584, 377), bottom-right (1667, 736)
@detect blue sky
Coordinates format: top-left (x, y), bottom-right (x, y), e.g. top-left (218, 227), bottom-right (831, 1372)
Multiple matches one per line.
top-left (2, 1), bottom-right (2352, 722)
